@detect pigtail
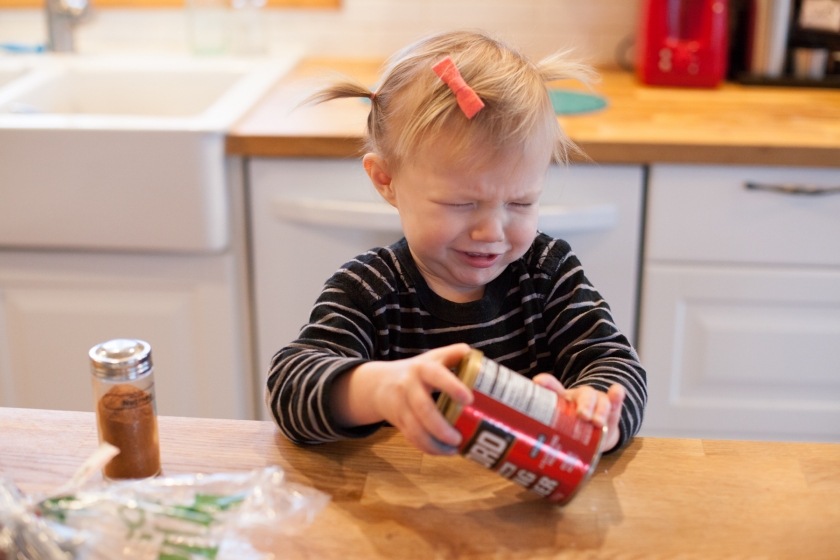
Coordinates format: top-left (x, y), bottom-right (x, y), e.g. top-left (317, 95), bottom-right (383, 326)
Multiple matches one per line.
top-left (534, 52), bottom-right (597, 164)
top-left (303, 78), bottom-right (376, 107)
top-left (535, 51), bottom-right (599, 88)
top-left (296, 72), bottom-right (380, 154)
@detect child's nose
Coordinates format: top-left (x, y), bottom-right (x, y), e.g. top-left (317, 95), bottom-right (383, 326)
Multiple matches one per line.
top-left (470, 213), bottom-right (505, 243)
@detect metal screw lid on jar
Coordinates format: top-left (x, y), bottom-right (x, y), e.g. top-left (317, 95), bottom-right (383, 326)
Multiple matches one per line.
top-left (89, 339), bottom-right (152, 380)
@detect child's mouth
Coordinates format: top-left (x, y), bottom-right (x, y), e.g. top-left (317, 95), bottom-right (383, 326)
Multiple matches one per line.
top-left (459, 251), bottom-right (501, 268)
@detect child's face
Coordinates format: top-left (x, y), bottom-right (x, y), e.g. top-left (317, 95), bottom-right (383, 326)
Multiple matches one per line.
top-left (368, 140), bottom-right (547, 303)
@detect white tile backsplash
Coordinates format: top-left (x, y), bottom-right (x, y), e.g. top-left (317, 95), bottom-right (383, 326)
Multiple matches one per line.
top-left (0, 0), bottom-right (639, 65)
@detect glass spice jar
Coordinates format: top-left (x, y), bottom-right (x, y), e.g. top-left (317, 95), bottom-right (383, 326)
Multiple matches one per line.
top-left (89, 339), bottom-right (161, 480)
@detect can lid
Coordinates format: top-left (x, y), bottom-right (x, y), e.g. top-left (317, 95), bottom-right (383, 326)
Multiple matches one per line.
top-left (89, 339), bottom-right (152, 380)
top-left (436, 349), bottom-right (483, 425)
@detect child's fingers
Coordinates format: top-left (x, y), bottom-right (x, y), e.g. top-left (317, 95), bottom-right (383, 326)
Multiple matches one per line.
top-left (397, 405), bottom-right (459, 455)
top-left (532, 373), bottom-right (565, 395)
top-left (401, 419), bottom-right (451, 455)
top-left (416, 356), bottom-right (473, 405)
top-left (596, 385), bottom-right (626, 452)
top-left (591, 392), bottom-right (611, 427)
top-left (607, 383), bottom-right (626, 407)
top-left (568, 386), bottom-right (599, 422)
top-left (407, 382), bottom-right (462, 447)
top-left (424, 343), bottom-right (472, 367)
top-left (605, 384), bottom-right (626, 430)
top-left (559, 384), bottom-right (627, 452)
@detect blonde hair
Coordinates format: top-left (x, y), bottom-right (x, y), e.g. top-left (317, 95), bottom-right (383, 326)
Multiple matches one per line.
top-left (308, 30), bottom-right (595, 168)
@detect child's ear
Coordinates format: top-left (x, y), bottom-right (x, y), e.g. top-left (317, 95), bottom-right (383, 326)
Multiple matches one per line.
top-left (363, 153), bottom-right (396, 206)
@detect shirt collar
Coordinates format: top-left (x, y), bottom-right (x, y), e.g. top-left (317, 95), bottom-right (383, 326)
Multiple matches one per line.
top-left (393, 238), bottom-right (512, 325)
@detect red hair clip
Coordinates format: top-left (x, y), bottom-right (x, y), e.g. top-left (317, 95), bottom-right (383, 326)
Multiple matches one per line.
top-left (432, 56), bottom-right (485, 119)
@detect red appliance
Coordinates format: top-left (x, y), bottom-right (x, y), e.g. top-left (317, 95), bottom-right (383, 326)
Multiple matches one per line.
top-left (636, 0), bottom-right (729, 87)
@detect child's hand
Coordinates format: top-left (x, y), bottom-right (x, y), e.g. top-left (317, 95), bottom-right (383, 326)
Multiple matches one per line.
top-left (532, 374), bottom-right (626, 452)
top-left (332, 343), bottom-right (473, 456)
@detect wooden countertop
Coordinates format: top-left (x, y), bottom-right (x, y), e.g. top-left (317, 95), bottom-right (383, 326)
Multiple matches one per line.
top-left (3, 407), bottom-right (840, 559)
top-left (227, 58), bottom-right (840, 167)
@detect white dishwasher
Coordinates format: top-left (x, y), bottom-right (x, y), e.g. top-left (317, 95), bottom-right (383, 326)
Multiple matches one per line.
top-left (248, 158), bottom-right (645, 419)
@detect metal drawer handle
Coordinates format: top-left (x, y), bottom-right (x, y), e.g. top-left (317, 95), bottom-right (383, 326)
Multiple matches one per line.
top-left (272, 196), bottom-right (618, 234)
top-left (745, 182), bottom-right (840, 196)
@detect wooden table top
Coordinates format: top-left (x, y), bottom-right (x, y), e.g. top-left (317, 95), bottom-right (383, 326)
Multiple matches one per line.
top-left (227, 58), bottom-right (840, 167)
top-left (2, 407), bottom-right (840, 559)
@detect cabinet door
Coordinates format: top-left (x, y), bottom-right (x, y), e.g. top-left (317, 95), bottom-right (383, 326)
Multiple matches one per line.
top-left (638, 263), bottom-right (840, 442)
top-left (248, 159), bottom-right (402, 421)
top-left (0, 251), bottom-right (252, 420)
top-left (543, 164), bottom-right (644, 343)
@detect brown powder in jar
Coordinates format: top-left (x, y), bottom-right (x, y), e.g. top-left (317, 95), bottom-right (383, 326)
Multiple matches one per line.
top-left (97, 384), bottom-right (160, 480)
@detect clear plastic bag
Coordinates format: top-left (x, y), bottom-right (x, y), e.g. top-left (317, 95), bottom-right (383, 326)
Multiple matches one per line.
top-left (0, 476), bottom-right (86, 560)
top-left (1, 466), bottom-right (329, 560)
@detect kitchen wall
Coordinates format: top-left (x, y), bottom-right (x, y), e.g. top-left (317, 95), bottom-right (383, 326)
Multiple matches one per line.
top-left (1, 0), bottom-right (638, 65)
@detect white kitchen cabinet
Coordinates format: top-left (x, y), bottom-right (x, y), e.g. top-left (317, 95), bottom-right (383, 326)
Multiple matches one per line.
top-left (0, 158), bottom-right (255, 420)
top-left (249, 158), bottom-right (644, 419)
top-left (638, 164), bottom-right (840, 442)
top-left (0, 251), bottom-right (251, 418)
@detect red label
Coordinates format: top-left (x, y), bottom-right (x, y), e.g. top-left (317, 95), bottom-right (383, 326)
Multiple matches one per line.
top-left (454, 391), bottom-right (601, 503)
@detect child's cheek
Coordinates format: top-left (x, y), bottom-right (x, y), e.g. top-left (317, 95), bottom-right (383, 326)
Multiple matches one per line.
top-left (508, 214), bottom-right (539, 253)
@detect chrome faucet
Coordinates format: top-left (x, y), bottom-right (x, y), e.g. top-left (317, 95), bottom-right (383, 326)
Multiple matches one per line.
top-left (45, 0), bottom-right (91, 52)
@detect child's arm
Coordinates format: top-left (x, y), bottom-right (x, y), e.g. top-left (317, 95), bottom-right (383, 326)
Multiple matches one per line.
top-left (267, 263), bottom-right (473, 453)
top-left (540, 243), bottom-right (647, 453)
top-left (330, 343), bottom-right (473, 455)
top-left (267, 284), bottom-right (382, 445)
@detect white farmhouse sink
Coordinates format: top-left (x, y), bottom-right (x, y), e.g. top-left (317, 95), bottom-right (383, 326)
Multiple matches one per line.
top-left (0, 53), bottom-right (300, 252)
top-left (0, 70), bottom-right (22, 88)
top-left (0, 68), bottom-right (26, 89)
top-left (0, 57), bottom-right (37, 89)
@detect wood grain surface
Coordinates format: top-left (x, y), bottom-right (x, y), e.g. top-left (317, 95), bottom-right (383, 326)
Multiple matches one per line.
top-left (228, 58), bottom-right (840, 167)
top-left (2, 407), bottom-right (839, 559)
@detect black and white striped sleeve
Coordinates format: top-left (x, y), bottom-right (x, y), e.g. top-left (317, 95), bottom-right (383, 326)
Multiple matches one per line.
top-left (541, 246), bottom-right (647, 452)
top-left (266, 283), bottom-right (381, 444)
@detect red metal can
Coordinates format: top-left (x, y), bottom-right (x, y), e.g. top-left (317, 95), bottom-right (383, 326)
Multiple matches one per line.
top-left (437, 349), bottom-right (606, 505)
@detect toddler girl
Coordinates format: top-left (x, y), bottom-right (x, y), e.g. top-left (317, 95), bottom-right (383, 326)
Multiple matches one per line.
top-left (267, 30), bottom-right (646, 455)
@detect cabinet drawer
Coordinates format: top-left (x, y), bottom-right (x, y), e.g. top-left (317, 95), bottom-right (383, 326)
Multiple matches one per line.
top-left (638, 263), bottom-right (840, 442)
top-left (646, 164), bottom-right (840, 266)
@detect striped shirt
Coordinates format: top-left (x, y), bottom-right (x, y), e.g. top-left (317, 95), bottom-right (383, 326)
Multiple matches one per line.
top-left (267, 233), bottom-right (647, 451)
